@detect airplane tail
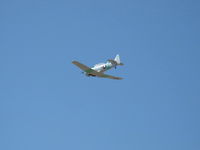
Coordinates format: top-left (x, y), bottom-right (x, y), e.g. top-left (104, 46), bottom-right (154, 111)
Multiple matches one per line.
top-left (114, 54), bottom-right (124, 65)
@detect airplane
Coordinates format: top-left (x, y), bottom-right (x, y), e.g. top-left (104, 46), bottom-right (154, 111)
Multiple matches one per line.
top-left (72, 54), bottom-right (124, 80)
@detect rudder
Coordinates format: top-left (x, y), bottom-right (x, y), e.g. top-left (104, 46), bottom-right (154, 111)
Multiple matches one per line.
top-left (114, 54), bottom-right (120, 64)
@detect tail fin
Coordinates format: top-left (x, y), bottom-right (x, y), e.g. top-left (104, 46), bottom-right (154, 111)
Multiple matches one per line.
top-left (114, 54), bottom-right (120, 64)
top-left (114, 54), bottom-right (124, 65)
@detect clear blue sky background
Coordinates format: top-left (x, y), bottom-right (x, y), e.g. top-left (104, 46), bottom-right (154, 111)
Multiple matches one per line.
top-left (1, 0), bottom-right (200, 150)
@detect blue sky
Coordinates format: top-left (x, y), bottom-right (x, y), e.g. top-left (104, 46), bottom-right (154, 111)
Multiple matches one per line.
top-left (1, 0), bottom-right (200, 150)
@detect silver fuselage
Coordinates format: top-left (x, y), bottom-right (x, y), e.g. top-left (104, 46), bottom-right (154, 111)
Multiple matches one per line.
top-left (85, 61), bottom-right (116, 76)
top-left (92, 61), bottom-right (116, 72)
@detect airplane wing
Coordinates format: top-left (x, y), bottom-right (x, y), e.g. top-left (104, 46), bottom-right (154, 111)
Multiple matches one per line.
top-left (72, 61), bottom-right (94, 73)
top-left (92, 71), bottom-right (123, 80)
top-left (72, 61), bottom-right (123, 80)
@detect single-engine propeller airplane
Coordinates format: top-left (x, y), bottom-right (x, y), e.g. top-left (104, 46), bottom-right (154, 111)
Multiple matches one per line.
top-left (72, 54), bottom-right (124, 80)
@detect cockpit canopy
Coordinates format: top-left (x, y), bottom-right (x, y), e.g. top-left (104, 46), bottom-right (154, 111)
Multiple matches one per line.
top-left (94, 63), bottom-right (104, 67)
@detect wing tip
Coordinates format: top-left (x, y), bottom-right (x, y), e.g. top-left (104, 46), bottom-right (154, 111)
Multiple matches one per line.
top-left (116, 77), bottom-right (123, 80)
top-left (72, 61), bottom-right (80, 65)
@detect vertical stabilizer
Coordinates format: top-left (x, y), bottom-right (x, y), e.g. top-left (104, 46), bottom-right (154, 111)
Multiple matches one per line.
top-left (114, 54), bottom-right (120, 64)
